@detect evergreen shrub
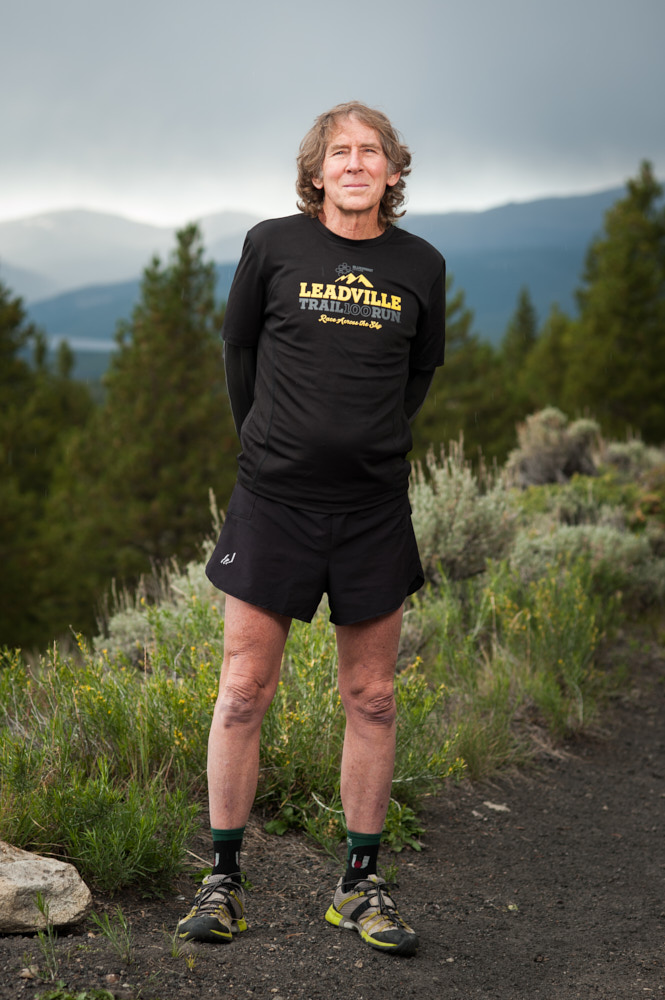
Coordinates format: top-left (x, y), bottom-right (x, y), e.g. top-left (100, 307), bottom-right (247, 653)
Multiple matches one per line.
top-left (602, 439), bottom-right (665, 479)
top-left (510, 524), bottom-right (665, 606)
top-left (94, 541), bottom-right (224, 665)
top-left (409, 439), bottom-right (515, 582)
top-left (514, 475), bottom-right (632, 529)
top-left (505, 408), bottom-right (599, 487)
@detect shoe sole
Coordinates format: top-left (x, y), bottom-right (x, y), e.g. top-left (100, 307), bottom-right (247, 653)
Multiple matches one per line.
top-left (176, 917), bottom-right (248, 944)
top-left (325, 904), bottom-right (418, 957)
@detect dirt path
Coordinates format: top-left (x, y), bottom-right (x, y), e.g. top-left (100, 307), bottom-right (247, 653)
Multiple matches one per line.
top-left (2, 647), bottom-right (664, 1000)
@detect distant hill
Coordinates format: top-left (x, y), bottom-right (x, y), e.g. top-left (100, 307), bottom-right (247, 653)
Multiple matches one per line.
top-left (0, 208), bottom-right (258, 299)
top-left (0, 210), bottom-right (175, 295)
top-left (0, 259), bottom-right (57, 302)
top-left (30, 264), bottom-right (240, 380)
top-left (403, 187), bottom-right (622, 336)
top-left (2, 187), bottom-right (631, 379)
top-left (405, 188), bottom-right (621, 251)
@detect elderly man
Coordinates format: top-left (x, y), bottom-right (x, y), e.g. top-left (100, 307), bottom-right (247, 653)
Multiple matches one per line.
top-left (177, 101), bottom-right (445, 957)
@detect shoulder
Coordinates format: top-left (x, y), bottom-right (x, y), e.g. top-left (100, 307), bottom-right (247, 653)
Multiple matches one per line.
top-left (389, 224), bottom-right (445, 269)
top-left (387, 225), bottom-right (445, 287)
top-left (246, 213), bottom-right (312, 246)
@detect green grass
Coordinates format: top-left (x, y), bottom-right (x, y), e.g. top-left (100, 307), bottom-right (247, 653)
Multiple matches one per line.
top-left (0, 550), bottom-right (612, 881)
top-left (90, 906), bottom-right (134, 964)
top-left (0, 608), bottom-right (464, 884)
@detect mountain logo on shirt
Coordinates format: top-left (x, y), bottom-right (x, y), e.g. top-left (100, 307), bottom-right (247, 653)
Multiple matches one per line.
top-left (336, 273), bottom-right (373, 287)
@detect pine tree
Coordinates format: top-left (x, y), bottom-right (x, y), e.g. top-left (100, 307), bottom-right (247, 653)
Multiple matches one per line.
top-left (501, 286), bottom-right (538, 374)
top-left (48, 224), bottom-right (237, 635)
top-left (492, 286), bottom-right (539, 427)
top-left (0, 281), bottom-right (93, 648)
top-left (412, 275), bottom-right (508, 463)
top-left (0, 283), bottom-right (39, 647)
top-left (521, 304), bottom-right (572, 411)
top-left (563, 162), bottom-right (665, 441)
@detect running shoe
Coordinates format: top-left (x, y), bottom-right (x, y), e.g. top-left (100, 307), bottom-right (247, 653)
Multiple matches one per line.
top-left (176, 874), bottom-right (247, 943)
top-left (324, 874), bottom-right (418, 956)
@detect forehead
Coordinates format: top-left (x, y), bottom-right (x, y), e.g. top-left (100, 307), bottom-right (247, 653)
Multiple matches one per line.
top-left (326, 115), bottom-right (384, 151)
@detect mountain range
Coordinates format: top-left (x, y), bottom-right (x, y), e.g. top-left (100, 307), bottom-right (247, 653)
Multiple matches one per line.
top-left (0, 188), bottom-right (624, 379)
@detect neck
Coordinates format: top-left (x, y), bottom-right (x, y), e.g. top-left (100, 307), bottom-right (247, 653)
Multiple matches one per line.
top-left (318, 207), bottom-right (384, 240)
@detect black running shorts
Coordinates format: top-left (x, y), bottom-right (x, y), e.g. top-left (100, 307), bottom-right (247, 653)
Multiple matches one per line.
top-left (205, 484), bottom-right (424, 626)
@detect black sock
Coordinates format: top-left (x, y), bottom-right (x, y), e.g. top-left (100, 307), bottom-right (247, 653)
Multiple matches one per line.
top-left (343, 831), bottom-right (382, 889)
top-left (211, 826), bottom-right (245, 880)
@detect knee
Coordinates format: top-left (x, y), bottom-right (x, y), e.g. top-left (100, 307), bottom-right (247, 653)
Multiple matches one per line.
top-left (215, 674), bottom-right (272, 728)
top-left (343, 681), bottom-right (396, 729)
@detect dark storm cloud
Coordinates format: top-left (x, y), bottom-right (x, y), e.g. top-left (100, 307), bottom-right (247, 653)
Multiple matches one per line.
top-left (2, 0), bottom-right (664, 222)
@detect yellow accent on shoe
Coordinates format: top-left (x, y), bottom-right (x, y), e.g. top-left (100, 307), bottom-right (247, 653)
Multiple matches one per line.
top-left (176, 874), bottom-right (246, 944)
top-left (325, 875), bottom-right (418, 957)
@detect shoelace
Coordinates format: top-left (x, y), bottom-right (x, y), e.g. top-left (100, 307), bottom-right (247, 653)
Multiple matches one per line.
top-left (196, 877), bottom-right (242, 915)
top-left (357, 880), bottom-right (405, 925)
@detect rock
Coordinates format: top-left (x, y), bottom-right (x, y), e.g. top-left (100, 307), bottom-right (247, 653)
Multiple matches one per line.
top-left (0, 841), bottom-right (92, 933)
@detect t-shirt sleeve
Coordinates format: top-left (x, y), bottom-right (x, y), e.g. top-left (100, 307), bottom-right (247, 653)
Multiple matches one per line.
top-left (409, 257), bottom-right (446, 370)
top-left (221, 234), bottom-right (265, 347)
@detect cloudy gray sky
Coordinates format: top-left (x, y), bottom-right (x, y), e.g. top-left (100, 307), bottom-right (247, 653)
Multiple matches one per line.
top-left (3, 0), bottom-right (664, 225)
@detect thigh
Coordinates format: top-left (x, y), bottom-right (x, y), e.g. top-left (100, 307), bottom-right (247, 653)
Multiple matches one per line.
top-left (335, 605), bottom-right (404, 698)
top-left (220, 595), bottom-right (291, 699)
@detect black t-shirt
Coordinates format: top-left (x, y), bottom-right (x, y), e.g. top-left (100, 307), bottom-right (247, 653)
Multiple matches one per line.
top-left (222, 214), bottom-right (445, 512)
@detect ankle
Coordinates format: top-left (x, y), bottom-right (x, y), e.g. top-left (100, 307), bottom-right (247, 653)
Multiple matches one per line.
top-left (211, 826), bottom-right (245, 879)
top-left (343, 830), bottom-right (381, 889)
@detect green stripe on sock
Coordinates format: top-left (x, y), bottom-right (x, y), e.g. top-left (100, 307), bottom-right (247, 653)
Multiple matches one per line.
top-left (211, 826), bottom-right (246, 841)
top-left (346, 830), bottom-right (382, 855)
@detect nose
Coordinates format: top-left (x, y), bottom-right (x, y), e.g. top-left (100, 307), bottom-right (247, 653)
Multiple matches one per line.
top-left (346, 147), bottom-right (362, 171)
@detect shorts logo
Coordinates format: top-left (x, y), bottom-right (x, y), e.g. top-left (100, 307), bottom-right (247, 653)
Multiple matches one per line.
top-left (220, 552), bottom-right (236, 565)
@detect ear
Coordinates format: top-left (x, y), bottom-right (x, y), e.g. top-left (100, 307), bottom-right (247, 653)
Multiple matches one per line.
top-left (386, 171), bottom-right (401, 188)
top-left (312, 176), bottom-right (324, 191)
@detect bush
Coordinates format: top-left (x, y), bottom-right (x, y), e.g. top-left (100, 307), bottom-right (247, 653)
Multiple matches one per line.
top-left (513, 476), bottom-right (629, 531)
top-left (513, 472), bottom-right (640, 532)
top-left (506, 408), bottom-right (600, 487)
top-left (510, 523), bottom-right (665, 607)
top-left (410, 439), bottom-right (515, 582)
top-left (93, 545), bottom-right (225, 666)
top-left (484, 557), bottom-right (612, 734)
top-left (601, 439), bottom-right (665, 479)
top-left (0, 639), bottom-right (215, 890)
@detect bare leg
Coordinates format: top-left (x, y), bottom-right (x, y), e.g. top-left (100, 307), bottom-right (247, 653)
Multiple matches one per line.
top-left (335, 606), bottom-right (403, 834)
top-left (207, 596), bottom-right (291, 829)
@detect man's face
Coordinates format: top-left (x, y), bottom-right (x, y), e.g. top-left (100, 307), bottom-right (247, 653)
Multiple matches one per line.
top-left (312, 116), bottom-right (400, 222)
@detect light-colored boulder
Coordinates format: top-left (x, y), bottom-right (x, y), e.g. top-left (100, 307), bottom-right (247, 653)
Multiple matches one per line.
top-left (0, 841), bottom-right (92, 933)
